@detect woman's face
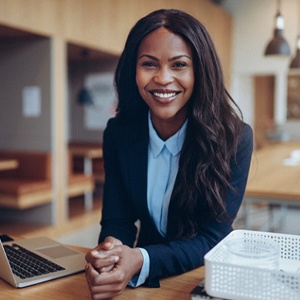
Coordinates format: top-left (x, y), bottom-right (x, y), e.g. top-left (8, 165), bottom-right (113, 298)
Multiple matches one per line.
top-left (136, 27), bottom-right (194, 137)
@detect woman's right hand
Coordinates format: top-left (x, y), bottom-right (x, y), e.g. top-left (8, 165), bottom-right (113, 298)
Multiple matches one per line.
top-left (85, 236), bottom-right (123, 273)
top-left (85, 237), bottom-right (144, 300)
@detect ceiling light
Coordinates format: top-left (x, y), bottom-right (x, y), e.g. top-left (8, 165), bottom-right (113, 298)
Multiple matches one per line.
top-left (264, 0), bottom-right (291, 56)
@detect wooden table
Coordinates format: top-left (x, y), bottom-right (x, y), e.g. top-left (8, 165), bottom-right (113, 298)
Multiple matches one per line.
top-left (0, 159), bottom-right (18, 171)
top-left (69, 144), bottom-right (103, 175)
top-left (0, 245), bottom-right (204, 300)
top-left (243, 141), bottom-right (300, 231)
top-left (69, 144), bottom-right (103, 210)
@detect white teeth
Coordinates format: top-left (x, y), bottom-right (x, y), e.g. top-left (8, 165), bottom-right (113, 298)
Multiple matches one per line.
top-left (153, 92), bottom-right (176, 99)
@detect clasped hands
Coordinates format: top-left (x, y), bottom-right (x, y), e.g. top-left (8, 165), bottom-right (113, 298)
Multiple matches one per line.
top-left (85, 236), bottom-right (143, 299)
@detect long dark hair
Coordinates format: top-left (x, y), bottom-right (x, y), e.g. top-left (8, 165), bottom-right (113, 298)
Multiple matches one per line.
top-left (115, 9), bottom-right (243, 239)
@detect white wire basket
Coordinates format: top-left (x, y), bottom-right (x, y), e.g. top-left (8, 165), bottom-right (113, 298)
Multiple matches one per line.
top-left (204, 230), bottom-right (300, 300)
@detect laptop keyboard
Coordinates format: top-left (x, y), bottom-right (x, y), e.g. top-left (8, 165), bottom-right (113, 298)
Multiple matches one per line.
top-left (3, 244), bottom-right (65, 279)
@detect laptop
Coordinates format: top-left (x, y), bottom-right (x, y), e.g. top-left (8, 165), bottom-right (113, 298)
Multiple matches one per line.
top-left (0, 236), bottom-right (86, 288)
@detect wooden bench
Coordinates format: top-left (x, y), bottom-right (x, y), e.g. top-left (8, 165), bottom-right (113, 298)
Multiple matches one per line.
top-left (0, 151), bottom-right (52, 209)
top-left (0, 150), bottom-right (94, 210)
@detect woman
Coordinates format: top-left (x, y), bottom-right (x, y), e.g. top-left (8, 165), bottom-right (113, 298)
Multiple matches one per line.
top-left (85, 9), bottom-right (253, 299)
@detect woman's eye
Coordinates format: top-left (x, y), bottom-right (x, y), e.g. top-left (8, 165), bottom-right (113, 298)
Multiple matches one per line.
top-left (173, 62), bottom-right (187, 68)
top-left (142, 61), bottom-right (156, 67)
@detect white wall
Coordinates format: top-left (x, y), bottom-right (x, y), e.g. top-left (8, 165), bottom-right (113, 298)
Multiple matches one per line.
top-left (68, 58), bottom-right (118, 143)
top-left (0, 38), bottom-right (52, 151)
top-left (223, 0), bottom-right (300, 136)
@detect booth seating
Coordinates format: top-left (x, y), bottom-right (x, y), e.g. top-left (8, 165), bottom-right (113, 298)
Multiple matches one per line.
top-left (0, 150), bottom-right (94, 210)
top-left (0, 151), bottom-right (52, 209)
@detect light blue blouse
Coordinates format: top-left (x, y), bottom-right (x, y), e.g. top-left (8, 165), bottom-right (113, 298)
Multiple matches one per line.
top-left (130, 113), bottom-right (187, 287)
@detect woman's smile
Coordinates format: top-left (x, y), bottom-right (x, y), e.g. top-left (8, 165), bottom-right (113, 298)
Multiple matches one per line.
top-left (150, 89), bottom-right (180, 103)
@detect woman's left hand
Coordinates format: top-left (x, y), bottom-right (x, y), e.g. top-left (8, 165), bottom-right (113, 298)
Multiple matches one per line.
top-left (85, 244), bottom-right (144, 300)
top-left (85, 236), bottom-right (122, 273)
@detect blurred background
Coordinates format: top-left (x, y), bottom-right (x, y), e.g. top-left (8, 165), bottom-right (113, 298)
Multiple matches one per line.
top-left (0, 0), bottom-right (299, 247)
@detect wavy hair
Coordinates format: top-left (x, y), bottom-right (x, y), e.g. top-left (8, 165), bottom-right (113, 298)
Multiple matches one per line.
top-left (114, 9), bottom-right (243, 239)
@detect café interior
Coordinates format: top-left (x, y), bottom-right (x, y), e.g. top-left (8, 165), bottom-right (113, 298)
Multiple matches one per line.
top-left (0, 0), bottom-right (300, 300)
top-left (0, 0), bottom-right (300, 299)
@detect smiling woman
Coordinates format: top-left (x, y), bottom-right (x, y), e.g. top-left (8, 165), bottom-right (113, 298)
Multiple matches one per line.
top-left (85, 9), bottom-right (253, 300)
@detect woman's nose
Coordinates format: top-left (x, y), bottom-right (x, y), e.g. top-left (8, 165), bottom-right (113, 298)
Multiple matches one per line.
top-left (153, 67), bottom-right (174, 85)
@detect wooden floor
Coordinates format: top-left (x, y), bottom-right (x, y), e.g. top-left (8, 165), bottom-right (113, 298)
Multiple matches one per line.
top-left (0, 194), bottom-right (103, 240)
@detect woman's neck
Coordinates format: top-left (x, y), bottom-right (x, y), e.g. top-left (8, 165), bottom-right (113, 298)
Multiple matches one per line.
top-left (151, 116), bottom-right (187, 141)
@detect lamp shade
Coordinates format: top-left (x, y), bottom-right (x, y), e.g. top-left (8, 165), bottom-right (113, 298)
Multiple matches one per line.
top-left (265, 9), bottom-right (291, 56)
top-left (290, 51), bottom-right (300, 68)
top-left (265, 28), bottom-right (291, 55)
top-left (290, 37), bottom-right (300, 68)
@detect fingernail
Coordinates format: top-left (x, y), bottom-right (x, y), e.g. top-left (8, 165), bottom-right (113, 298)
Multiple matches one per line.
top-left (105, 241), bottom-right (112, 248)
top-left (114, 256), bottom-right (119, 262)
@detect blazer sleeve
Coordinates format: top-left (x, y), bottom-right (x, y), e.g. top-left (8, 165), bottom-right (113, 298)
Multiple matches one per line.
top-left (143, 123), bottom-right (253, 287)
top-left (98, 118), bottom-right (139, 246)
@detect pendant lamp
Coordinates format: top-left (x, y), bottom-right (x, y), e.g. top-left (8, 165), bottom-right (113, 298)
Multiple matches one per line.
top-left (264, 0), bottom-right (291, 56)
top-left (290, 37), bottom-right (300, 68)
top-left (77, 49), bottom-right (93, 106)
top-left (290, 1), bottom-right (300, 68)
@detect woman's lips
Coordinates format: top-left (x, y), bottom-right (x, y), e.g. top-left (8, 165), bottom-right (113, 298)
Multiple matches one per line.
top-left (150, 91), bottom-right (179, 103)
top-left (153, 92), bottom-right (177, 99)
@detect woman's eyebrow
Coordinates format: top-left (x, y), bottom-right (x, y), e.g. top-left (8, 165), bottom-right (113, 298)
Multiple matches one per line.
top-left (137, 54), bottom-right (192, 61)
top-left (169, 55), bottom-right (192, 61)
top-left (137, 54), bottom-right (159, 61)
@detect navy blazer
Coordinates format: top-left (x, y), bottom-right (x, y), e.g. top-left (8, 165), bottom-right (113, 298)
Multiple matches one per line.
top-left (99, 115), bottom-right (253, 287)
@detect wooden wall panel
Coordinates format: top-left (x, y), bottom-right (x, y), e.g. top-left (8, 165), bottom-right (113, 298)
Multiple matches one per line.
top-left (254, 75), bottom-right (275, 149)
top-left (0, 0), bottom-right (232, 85)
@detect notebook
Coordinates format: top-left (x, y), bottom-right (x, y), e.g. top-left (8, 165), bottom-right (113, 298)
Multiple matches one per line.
top-left (0, 236), bottom-right (86, 288)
